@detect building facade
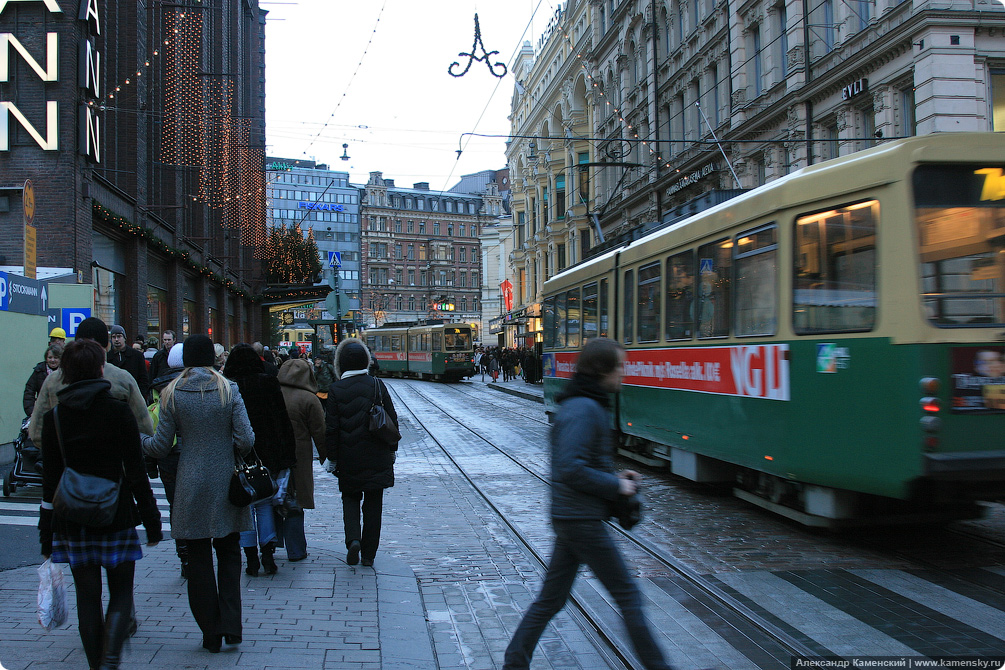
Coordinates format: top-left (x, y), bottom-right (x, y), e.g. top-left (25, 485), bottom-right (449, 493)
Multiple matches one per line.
top-left (0, 1), bottom-right (267, 344)
top-left (479, 214), bottom-right (515, 346)
top-left (359, 171), bottom-right (502, 330)
top-left (266, 158), bottom-right (361, 347)
top-left (506, 0), bottom-right (1005, 324)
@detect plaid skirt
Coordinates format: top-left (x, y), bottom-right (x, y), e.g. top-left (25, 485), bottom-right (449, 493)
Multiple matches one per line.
top-left (51, 528), bottom-right (142, 568)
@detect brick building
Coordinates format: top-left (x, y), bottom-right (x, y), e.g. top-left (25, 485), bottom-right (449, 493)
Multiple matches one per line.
top-left (0, 1), bottom-right (267, 344)
top-left (359, 171), bottom-right (504, 329)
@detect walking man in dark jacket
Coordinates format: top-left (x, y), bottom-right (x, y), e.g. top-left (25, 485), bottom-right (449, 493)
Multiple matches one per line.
top-left (108, 325), bottom-right (149, 400)
top-left (148, 330), bottom-right (176, 388)
top-left (502, 338), bottom-right (673, 670)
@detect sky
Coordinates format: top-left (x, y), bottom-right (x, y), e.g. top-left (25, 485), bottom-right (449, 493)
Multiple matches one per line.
top-left (263, 0), bottom-right (558, 192)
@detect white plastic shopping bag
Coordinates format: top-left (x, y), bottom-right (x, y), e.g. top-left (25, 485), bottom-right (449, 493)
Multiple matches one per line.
top-left (37, 558), bottom-right (68, 631)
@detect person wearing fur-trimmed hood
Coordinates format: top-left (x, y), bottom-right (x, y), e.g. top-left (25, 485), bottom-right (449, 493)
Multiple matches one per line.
top-left (324, 337), bottom-right (398, 567)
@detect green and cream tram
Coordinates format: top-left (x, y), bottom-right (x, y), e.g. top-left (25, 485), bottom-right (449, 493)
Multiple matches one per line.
top-left (366, 322), bottom-right (475, 381)
top-left (542, 132), bottom-right (1005, 525)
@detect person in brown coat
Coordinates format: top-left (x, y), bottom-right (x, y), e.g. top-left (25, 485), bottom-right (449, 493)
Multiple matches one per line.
top-left (276, 358), bottom-right (326, 561)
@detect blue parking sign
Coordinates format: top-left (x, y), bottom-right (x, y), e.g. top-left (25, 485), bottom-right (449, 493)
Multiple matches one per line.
top-left (62, 309), bottom-right (91, 337)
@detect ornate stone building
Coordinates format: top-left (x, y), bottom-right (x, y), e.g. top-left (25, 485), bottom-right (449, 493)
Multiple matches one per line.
top-left (506, 0), bottom-right (1005, 330)
top-left (359, 172), bottom-right (503, 329)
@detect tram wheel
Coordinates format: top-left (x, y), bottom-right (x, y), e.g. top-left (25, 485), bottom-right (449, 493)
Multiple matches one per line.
top-left (2, 475), bottom-right (12, 497)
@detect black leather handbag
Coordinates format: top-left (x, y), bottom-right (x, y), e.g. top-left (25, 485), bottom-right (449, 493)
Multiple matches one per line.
top-left (51, 407), bottom-right (121, 527)
top-left (228, 448), bottom-right (277, 507)
top-left (368, 377), bottom-right (401, 444)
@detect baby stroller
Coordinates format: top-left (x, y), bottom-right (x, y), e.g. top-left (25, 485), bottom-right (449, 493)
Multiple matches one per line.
top-left (3, 418), bottom-right (43, 496)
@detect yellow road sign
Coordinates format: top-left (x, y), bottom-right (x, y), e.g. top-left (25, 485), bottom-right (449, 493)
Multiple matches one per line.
top-left (22, 179), bottom-right (35, 226)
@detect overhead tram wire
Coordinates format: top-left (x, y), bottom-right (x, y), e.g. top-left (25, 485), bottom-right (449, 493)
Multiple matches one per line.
top-left (297, 0), bottom-right (389, 165)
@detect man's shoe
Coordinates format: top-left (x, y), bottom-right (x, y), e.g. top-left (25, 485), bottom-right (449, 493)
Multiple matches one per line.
top-left (288, 553), bottom-right (308, 562)
top-left (261, 541), bottom-right (278, 575)
top-left (346, 540), bottom-right (361, 565)
top-left (224, 634), bottom-right (242, 645)
top-left (202, 634), bottom-right (222, 653)
top-left (244, 546), bottom-right (260, 576)
top-left (361, 557), bottom-right (373, 567)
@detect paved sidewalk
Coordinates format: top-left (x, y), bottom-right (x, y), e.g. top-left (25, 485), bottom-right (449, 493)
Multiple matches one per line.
top-left (0, 502), bottom-right (434, 670)
top-left (484, 377), bottom-right (544, 404)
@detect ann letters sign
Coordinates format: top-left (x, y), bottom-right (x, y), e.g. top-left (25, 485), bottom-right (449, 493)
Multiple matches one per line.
top-left (0, 0), bottom-right (104, 162)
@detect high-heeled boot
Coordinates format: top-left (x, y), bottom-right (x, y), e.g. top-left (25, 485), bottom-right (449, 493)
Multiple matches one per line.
top-left (260, 541), bottom-right (278, 575)
top-left (244, 546), bottom-right (260, 577)
top-left (98, 611), bottom-right (131, 670)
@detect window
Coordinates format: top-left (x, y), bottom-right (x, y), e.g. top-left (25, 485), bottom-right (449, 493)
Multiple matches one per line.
top-left (420, 270), bottom-right (427, 286)
top-left (407, 220), bottom-right (414, 233)
top-left (405, 199), bottom-right (413, 210)
top-left (408, 269), bottom-right (415, 285)
top-left (734, 225), bottom-right (778, 336)
top-left (543, 296), bottom-right (556, 348)
top-left (446, 201), bottom-right (453, 213)
top-left (396, 296), bottom-right (403, 310)
top-left (407, 244), bottom-right (415, 260)
top-left (899, 86), bottom-right (917, 136)
top-left (459, 247), bottom-right (466, 262)
top-left (580, 228), bottom-right (591, 261)
top-left (777, 4), bottom-right (788, 78)
top-left (408, 296), bottom-right (415, 310)
top-left (915, 165), bottom-right (1005, 327)
top-left (623, 269), bottom-right (634, 344)
top-left (417, 200), bottom-right (425, 210)
top-left (557, 244), bottom-right (566, 271)
top-left (432, 200), bottom-right (439, 211)
top-left (666, 250), bottom-right (695, 340)
top-left (419, 245), bottom-right (427, 261)
top-left (555, 292), bottom-right (568, 348)
top-left (459, 271), bottom-right (467, 287)
top-left (395, 269), bottom-right (403, 284)
top-left (750, 25), bottom-right (763, 97)
top-left (578, 152), bottom-right (590, 205)
top-left (434, 223), bottom-right (440, 235)
top-left (395, 220), bottom-right (402, 233)
top-left (542, 187), bottom-right (549, 224)
top-left (419, 222), bottom-right (426, 234)
top-left (600, 278), bottom-right (609, 337)
top-left (794, 201), bottom-right (877, 333)
top-left (447, 225), bottom-right (453, 237)
top-left (583, 282), bottom-right (599, 341)
top-left (567, 288), bottom-right (581, 348)
top-left (637, 262), bottom-right (662, 342)
top-left (556, 175), bottom-right (566, 219)
top-left (697, 239), bottom-right (732, 338)
top-left (395, 244), bottom-right (402, 260)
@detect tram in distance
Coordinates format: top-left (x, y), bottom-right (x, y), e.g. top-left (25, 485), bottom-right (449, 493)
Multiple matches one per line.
top-left (365, 322), bottom-right (476, 381)
top-left (542, 132), bottom-right (1005, 526)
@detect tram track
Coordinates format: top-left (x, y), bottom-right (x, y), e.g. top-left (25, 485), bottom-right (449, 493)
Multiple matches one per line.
top-left (433, 380), bottom-right (551, 426)
top-left (389, 380), bottom-right (821, 669)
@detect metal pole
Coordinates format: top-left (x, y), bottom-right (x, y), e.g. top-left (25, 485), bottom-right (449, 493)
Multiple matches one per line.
top-left (695, 102), bottom-right (742, 188)
top-left (334, 271), bottom-right (343, 343)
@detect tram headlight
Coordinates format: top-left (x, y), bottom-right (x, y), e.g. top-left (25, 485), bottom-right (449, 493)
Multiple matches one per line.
top-left (920, 415), bottom-right (941, 432)
top-left (919, 377), bottom-right (940, 394)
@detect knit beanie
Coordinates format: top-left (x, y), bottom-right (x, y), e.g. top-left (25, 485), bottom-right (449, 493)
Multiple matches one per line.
top-left (167, 342), bottom-right (185, 369)
top-left (183, 334), bottom-right (216, 368)
top-left (338, 342), bottom-right (369, 373)
top-left (75, 317), bottom-right (109, 348)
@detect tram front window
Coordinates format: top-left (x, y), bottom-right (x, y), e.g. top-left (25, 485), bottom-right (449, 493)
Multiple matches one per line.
top-left (915, 165), bottom-right (1005, 327)
top-left (444, 329), bottom-right (471, 351)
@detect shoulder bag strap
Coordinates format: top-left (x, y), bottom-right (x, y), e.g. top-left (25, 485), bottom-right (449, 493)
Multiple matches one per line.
top-left (372, 376), bottom-right (381, 408)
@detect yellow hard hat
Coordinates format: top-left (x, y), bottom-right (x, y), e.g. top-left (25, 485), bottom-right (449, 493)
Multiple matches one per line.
top-left (49, 327), bottom-right (67, 339)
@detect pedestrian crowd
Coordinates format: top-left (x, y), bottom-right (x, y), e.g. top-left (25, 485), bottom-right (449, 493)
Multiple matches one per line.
top-left (473, 345), bottom-right (542, 384)
top-left (27, 319), bottom-right (399, 669)
top-left (25, 322), bottom-right (675, 670)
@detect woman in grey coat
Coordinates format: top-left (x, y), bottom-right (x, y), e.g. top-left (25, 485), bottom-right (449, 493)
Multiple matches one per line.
top-left (142, 335), bottom-right (255, 654)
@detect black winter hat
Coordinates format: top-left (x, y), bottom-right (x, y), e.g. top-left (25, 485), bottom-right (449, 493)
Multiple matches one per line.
top-left (183, 334), bottom-right (216, 368)
top-left (338, 342), bottom-right (369, 372)
top-left (75, 317), bottom-right (109, 348)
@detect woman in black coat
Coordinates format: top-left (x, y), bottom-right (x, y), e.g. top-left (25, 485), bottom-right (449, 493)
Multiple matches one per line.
top-left (222, 344), bottom-right (296, 575)
top-left (325, 338), bottom-right (398, 567)
top-left (24, 342), bottom-right (63, 417)
top-left (39, 340), bottom-right (162, 670)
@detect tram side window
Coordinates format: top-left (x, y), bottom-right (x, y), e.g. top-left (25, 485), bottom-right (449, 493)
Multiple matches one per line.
top-left (794, 201), bottom-right (877, 333)
top-left (432, 332), bottom-right (442, 351)
top-left (734, 225), bottom-right (778, 336)
top-left (391, 336), bottom-right (401, 351)
top-left (697, 240), bottom-right (732, 338)
top-left (379, 335), bottom-right (390, 350)
top-left (583, 282), bottom-right (599, 341)
top-left (637, 262), bottom-right (661, 342)
top-left (556, 292), bottom-right (568, 348)
top-left (567, 288), bottom-right (581, 348)
top-left (623, 270), bottom-right (634, 343)
top-left (600, 278), bottom-right (609, 338)
top-left (422, 333), bottom-right (430, 351)
top-left (666, 250), bottom-right (694, 340)
top-left (366, 336), bottom-right (376, 350)
top-left (543, 296), bottom-right (557, 348)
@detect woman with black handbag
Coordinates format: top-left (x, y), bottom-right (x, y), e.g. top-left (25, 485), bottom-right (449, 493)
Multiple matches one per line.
top-left (223, 344), bottom-right (296, 576)
top-left (325, 338), bottom-right (398, 567)
top-left (38, 339), bottom-right (162, 670)
top-left (141, 334), bottom-right (255, 653)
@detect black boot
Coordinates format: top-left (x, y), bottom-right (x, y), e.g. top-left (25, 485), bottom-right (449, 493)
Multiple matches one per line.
top-left (261, 541), bottom-right (278, 575)
top-left (177, 539), bottom-right (189, 580)
top-left (244, 546), bottom-right (260, 577)
top-left (98, 612), bottom-right (131, 670)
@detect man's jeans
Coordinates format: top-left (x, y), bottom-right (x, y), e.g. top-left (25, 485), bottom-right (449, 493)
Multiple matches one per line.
top-left (502, 518), bottom-right (672, 670)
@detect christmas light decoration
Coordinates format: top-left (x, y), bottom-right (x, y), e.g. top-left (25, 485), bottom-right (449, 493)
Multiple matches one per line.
top-left (449, 13), bottom-right (507, 79)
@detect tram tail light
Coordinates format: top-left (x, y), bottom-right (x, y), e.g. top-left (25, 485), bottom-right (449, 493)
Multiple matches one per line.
top-left (920, 397), bottom-right (941, 413)
top-left (920, 377), bottom-right (941, 395)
